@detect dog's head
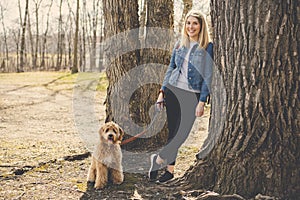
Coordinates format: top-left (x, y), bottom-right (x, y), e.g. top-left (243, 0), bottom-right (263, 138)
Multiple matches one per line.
top-left (99, 121), bottom-right (124, 145)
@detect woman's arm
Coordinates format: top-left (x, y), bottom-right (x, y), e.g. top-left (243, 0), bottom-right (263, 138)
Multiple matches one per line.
top-left (199, 42), bottom-right (213, 102)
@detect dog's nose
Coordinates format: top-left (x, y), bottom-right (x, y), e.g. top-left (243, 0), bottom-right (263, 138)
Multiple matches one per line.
top-left (108, 134), bottom-right (114, 139)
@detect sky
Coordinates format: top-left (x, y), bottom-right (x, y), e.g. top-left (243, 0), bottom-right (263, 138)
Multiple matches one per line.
top-left (1, 0), bottom-right (78, 29)
top-left (0, 0), bottom-right (209, 33)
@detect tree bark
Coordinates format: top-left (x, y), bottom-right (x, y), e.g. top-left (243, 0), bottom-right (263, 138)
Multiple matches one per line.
top-left (177, 0), bottom-right (192, 34)
top-left (103, 0), bottom-right (140, 148)
top-left (183, 0), bottom-right (299, 199)
top-left (133, 0), bottom-right (174, 149)
top-left (103, 0), bottom-right (174, 150)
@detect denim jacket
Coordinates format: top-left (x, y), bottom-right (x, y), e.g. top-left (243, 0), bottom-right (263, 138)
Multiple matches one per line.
top-left (161, 41), bottom-right (213, 102)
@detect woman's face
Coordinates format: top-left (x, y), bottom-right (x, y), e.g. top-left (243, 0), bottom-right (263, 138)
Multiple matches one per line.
top-left (185, 16), bottom-right (201, 41)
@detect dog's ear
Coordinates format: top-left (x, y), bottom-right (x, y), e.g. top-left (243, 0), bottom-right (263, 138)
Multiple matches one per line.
top-left (99, 125), bottom-right (105, 136)
top-left (118, 126), bottom-right (124, 141)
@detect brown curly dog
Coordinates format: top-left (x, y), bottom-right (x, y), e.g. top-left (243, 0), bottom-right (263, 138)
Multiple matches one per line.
top-left (87, 121), bottom-right (124, 189)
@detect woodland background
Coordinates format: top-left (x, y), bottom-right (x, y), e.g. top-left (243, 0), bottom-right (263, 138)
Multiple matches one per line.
top-left (0, 0), bottom-right (208, 73)
top-left (0, 0), bottom-right (299, 199)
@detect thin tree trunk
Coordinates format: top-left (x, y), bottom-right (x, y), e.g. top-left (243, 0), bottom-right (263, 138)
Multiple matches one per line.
top-left (27, 12), bottom-right (35, 71)
top-left (183, 1), bottom-right (299, 199)
top-left (41, 0), bottom-right (53, 70)
top-left (81, 0), bottom-right (87, 72)
top-left (71, 0), bottom-right (80, 73)
top-left (56, 0), bottom-right (63, 71)
top-left (33, 0), bottom-right (43, 70)
top-left (19, 0), bottom-right (29, 72)
top-left (0, 4), bottom-right (9, 72)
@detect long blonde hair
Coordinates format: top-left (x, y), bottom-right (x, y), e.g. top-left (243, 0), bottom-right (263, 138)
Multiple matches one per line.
top-left (180, 10), bottom-right (210, 49)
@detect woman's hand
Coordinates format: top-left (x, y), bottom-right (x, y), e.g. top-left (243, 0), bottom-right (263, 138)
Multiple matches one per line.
top-left (195, 101), bottom-right (205, 117)
top-left (156, 92), bottom-right (165, 111)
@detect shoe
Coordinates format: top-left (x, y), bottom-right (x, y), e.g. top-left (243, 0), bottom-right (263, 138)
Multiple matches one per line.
top-left (158, 170), bottom-right (174, 183)
top-left (148, 154), bottom-right (160, 181)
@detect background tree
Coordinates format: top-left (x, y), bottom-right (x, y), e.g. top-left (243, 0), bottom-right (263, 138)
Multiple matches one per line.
top-left (56, 0), bottom-right (64, 71)
top-left (32, 0), bottom-right (43, 70)
top-left (0, 2), bottom-right (9, 72)
top-left (40, 0), bottom-right (53, 70)
top-left (180, 0), bottom-right (299, 199)
top-left (71, 0), bottom-right (79, 74)
top-left (19, 0), bottom-right (29, 72)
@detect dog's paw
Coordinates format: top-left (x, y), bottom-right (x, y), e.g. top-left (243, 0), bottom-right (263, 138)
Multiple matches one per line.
top-left (112, 175), bottom-right (124, 185)
top-left (94, 182), bottom-right (106, 190)
top-left (94, 185), bottom-right (105, 190)
top-left (86, 181), bottom-right (95, 187)
top-left (113, 180), bottom-right (123, 185)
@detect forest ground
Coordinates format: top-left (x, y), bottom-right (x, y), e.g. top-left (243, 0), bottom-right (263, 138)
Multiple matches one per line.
top-left (0, 72), bottom-right (214, 199)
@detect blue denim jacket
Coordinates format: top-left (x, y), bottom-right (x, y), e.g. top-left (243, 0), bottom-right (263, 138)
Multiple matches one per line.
top-left (161, 42), bottom-right (213, 102)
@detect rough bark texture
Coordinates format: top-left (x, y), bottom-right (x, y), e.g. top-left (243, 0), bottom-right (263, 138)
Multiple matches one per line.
top-left (182, 0), bottom-right (299, 199)
top-left (104, 0), bottom-right (174, 151)
top-left (131, 0), bottom-right (174, 150)
top-left (103, 0), bottom-right (140, 149)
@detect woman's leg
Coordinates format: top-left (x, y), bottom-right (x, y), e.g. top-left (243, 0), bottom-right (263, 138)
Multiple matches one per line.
top-left (158, 85), bottom-right (199, 172)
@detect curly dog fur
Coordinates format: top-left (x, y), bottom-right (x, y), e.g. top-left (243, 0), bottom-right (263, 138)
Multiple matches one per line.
top-left (87, 121), bottom-right (124, 189)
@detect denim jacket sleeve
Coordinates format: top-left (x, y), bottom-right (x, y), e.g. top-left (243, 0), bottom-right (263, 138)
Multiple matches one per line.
top-left (199, 42), bottom-right (213, 102)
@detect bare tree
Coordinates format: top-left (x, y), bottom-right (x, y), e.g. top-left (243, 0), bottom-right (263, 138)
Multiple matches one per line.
top-left (71, 0), bottom-right (80, 73)
top-left (0, 2), bottom-right (9, 72)
top-left (56, 0), bottom-right (64, 71)
top-left (27, 11), bottom-right (35, 71)
top-left (41, 0), bottom-right (53, 70)
top-left (19, 0), bottom-right (29, 72)
top-left (31, 0), bottom-right (43, 70)
top-left (180, 1), bottom-right (299, 199)
top-left (87, 0), bottom-right (100, 71)
top-left (80, 0), bottom-right (87, 72)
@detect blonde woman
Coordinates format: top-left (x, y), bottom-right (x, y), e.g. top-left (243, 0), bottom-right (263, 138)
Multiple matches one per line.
top-left (148, 10), bottom-right (213, 183)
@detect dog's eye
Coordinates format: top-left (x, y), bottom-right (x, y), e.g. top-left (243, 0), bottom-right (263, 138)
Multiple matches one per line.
top-left (105, 129), bottom-right (109, 133)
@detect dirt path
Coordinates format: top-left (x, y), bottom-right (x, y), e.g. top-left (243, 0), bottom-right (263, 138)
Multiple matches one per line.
top-left (0, 72), bottom-right (209, 199)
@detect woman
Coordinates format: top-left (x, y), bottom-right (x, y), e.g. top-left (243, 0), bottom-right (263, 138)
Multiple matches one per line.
top-left (148, 10), bottom-right (213, 183)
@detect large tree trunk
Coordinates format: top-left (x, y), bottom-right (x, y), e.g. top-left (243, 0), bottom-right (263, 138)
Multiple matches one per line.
top-left (124, 0), bottom-right (174, 150)
top-left (103, 0), bottom-right (140, 148)
top-left (104, 0), bottom-right (174, 151)
top-left (182, 0), bottom-right (299, 199)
